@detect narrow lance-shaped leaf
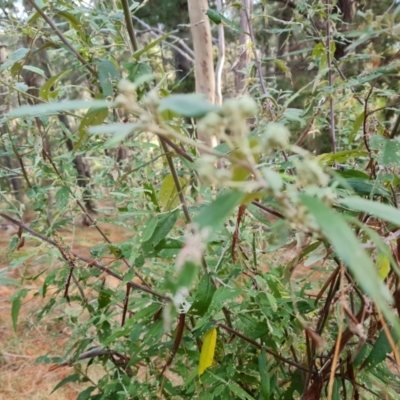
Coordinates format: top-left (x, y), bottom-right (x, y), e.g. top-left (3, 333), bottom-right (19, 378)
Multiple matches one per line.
top-left (158, 94), bottom-right (219, 119)
top-left (300, 195), bottom-right (398, 329)
top-left (340, 196), bottom-right (400, 226)
top-left (39, 69), bottom-right (72, 101)
top-left (198, 327), bottom-right (217, 377)
top-left (133, 29), bottom-right (179, 60)
top-left (363, 327), bottom-right (398, 371)
top-left (8, 100), bottom-right (113, 119)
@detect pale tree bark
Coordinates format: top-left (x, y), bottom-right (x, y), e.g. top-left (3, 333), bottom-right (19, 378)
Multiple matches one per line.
top-left (235, 0), bottom-right (252, 94)
top-left (187, 0), bottom-right (217, 148)
top-left (215, 0), bottom-right (225, 105)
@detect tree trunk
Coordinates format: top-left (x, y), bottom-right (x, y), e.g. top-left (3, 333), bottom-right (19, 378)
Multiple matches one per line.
top-left (334, 0), bottom-right (356, 59)
top-left (235, 0), bottom-right (252, 94)
top-left (58, 114), bottom-right (96, 214)
top-left (187, 0), bottom-right (217, 148)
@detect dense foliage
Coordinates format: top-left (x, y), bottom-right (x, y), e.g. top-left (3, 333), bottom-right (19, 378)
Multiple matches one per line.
top-left (2, 0), bottom-right (400, 399)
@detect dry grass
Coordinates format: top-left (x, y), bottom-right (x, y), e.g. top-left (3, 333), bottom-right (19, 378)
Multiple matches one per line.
top-left (0, 221), bottom-right (133, 400)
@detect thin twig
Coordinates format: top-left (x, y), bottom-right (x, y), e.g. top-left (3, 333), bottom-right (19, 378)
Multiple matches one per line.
top-left (241, 2), bottom-right (293, 170)
top-left (133, 16), bottom-right (194, 63)
top-left (216, 322), bottom-right (309, 373)
top-left (242, 2), bottom-right (270, 117)
top-left (41, 148), bottom-right (149, 287)
top-left (0, 213), bottom-right (170, 301)
top-left (325, 0), bottom-right (337, 154)
top-left (26, 0), bottom-right (96, 76)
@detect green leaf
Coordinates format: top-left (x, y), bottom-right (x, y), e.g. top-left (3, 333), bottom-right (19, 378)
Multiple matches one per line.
top-left (50, 373), bottom-right (80, 394)
top-left (206, 9), bottom-right (244, 33)
top-left (340, 197), bottom-right (400, 226)
top-left (57, 11), bottom-right (82, 32)
top-left (259, 348), bottom-right (270, 400)
top-left (39, 69), bottom-right (72, 101)
top-left (143, 182), bottom-right (160, 211)
top-left (209, 287), bottom-right (242, 312)
top-left (300, 195), bottom-right (394, 321)
top-left (158, 94), bottom-right (219, 119)
top-left (11, 297), bottom-right (21, 332)
top-left (370, 135), bottom-right (400, 166)
top-left (176, 261), bottom-right (198, 289)
top-left (155, 238), bottom-right (183, 258)
top-left (89, 122), bottom-right (141, 148)
top-left (0, 48), bottom-right (29, 72)
top-left (76, 386), bottom-right (96, 400)
top-left (22, 65), bottom-right (47, 78)
top-left (125, 62), bottom-right (153, 85)
top-left (0, 269), bottom-right (20, 286)
top-left (98, 289), bottom-right (111, 309)
top-left (332, 178), bottom-right (391, 198)
top-left (143, 209), bottom-right (180, 247)
top-left (141, 217), bottom-right (158, 243)
top-left (190, 273), bottom-right (216, 316)
top-left (76, 98), bottom-right (109, 149)
top-left (229, 382), bottom-right (256, 400)
top-left (364, 328), bottom-right (397, 370)
top-left (97, 58), bottom-right (120, 97)
top-left (194, 190), bottom-right (246, 237)
top-left (8, 100), bottom-right (112, 118)
top-left (158, 174), bottom-right (185, 211)
top-left (317, 150), bottom-right (368, 166)
top-left (11, 288), bottom-right (28, 331)
top-left (133, 29), bottom-right (179, 60)
top-left (282, 371), bottom-right (304, 399)
top-left (349, 111), bottom-right (365, 144)
top-left (55, 187), bottom-right (69, 209)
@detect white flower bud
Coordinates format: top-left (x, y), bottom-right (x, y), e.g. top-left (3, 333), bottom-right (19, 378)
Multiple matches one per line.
top-left (144, 90), bottom-right (159, 107)
top-left (260, 122), bottom-right (290, 152)
top-left (195, 155), bottom-right (218, 185)
top-left (237, 95), bottom-right (258, 117)
top-left (294, 157), bottom-right (329, 187)
top-left (117, 78), bottom-right (136, 95)
top-left (197, 112), bottom-right (226, 139)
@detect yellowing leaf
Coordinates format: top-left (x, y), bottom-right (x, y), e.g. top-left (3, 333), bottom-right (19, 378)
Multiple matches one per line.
top-left (158, 174), bottom-right (185, 211)
top-left (76, 94), bottom-right (108, 149)
top-left (198, 327), bottom-right (217, 377)
top-left (39, 69), bottom-right (72, 101)
top-left (377, 253), bottom-right (391, 281)
top-left (231, 138), bottom-right (260, 182)
top-left (240, 191), bottom-right (268, 205)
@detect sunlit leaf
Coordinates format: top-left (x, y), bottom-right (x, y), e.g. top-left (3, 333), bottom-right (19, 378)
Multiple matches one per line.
top-left (39, 69), bottom-right (72, 101)
top-left (300, 195), bottom-right (394, 322)
top-left (8, 100), bottom-right (112, 118)
top-left (198, 327), bottom-right (217, 376)
top-left (158, 94), bottom-right (219, 119)
top-left (158, 174), bottom-right (186, 211)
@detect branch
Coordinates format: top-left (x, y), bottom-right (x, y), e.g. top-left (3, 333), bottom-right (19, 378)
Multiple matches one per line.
top-left (0, 213), bottom-right (170, 301)
top-left (121, 0), bottom-right (139, 52)
top-left (133, 16), bottom-right (194, 63)
top-left (26, 0), bottom-right (97, 77)
top-left (241, 1), bottom-right (292, 171)
top-left (215, 0), bottom-right (225, 105)
top-left (216, 322), bottom-right (309, 373)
